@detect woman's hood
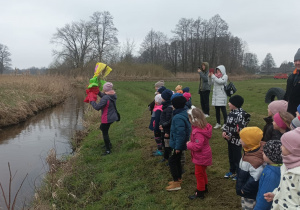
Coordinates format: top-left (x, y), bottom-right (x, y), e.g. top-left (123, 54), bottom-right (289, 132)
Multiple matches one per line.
top-left (202, 62), bottom-right (209, 71)
top-left (216, 65), bottom-right (226, 75)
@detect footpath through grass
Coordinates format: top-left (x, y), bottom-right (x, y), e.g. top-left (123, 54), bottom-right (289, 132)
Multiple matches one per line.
top-left (34, 78), bottom-right (286, 209)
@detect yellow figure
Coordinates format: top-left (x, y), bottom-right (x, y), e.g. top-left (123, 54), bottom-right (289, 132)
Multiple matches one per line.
top-left (94, 62), bottom-right (112, 79)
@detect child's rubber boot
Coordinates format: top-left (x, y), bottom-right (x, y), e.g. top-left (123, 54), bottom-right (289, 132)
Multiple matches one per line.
top-left (166, 181), bottom-right (181, 191)
top-left (188, 190), bottom-right (205, 200)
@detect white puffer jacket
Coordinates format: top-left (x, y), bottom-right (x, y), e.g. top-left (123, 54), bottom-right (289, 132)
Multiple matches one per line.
top-left (209, 65), bottom-right (228, 106)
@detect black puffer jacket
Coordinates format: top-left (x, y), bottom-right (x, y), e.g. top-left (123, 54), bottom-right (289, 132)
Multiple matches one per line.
top-left (262, 116), bottom-right (283, 142)
top-left (159, 100), bottom-right (173, 134)
top-left (284, 69), bottom-right (300, 116)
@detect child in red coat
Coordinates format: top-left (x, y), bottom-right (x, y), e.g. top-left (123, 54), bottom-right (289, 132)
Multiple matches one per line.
top-left (186, 106), bottom-right (213, 199)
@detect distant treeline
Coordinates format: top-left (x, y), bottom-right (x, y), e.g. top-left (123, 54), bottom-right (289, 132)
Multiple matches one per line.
top-left (1, 11), bottom-right (294, 75)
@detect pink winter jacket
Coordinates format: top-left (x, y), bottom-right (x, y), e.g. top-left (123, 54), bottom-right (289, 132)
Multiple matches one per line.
top-left (187, 123), bottom-right (213, 166)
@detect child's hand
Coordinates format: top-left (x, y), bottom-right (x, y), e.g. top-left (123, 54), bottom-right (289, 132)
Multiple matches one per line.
top-left (264, 192), bottom-right (275, 202)
top-left (164, 133), bottom-right (169, 138)
top-left (222, 132), bottom-right (230, 140)
top-left (186, 141), bottom-right (190, 145)
top-left (159, 125), bottom-right (163, 130)
top-left (175, 150), bottom-right (180, 154)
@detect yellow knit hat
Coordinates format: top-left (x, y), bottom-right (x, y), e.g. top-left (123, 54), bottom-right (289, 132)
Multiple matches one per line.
top-left (240, 127), bottom-right (263, 152)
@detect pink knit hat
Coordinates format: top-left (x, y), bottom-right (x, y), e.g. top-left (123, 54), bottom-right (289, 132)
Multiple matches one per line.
top-left (281, 127), bottom-right (300, 155)
top-left (183, 92), bottom-right (191, 101)
top-left (273, 112), bottom-right (287, 130)
top-left (103, 82), bottom-right (113, 92)
top-left (281, 127), bottom-right (300, 169)
top-left (268, 100), bottom-right (288, 115)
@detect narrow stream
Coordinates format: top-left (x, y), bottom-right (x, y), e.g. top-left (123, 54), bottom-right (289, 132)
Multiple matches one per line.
top-left (0, 90), bottom-right (86, 209)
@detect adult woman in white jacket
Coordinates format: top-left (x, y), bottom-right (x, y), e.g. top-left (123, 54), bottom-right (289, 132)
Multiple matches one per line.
top-left (208, 65), bottom-right (228, 129)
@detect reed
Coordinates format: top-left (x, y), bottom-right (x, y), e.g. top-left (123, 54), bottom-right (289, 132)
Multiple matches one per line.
top-left (0, 75), bottom-right (72, 128)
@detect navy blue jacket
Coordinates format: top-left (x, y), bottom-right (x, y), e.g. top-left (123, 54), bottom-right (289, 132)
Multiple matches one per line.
top-left (159, 100), bottom-right (173, 134)
top-left (254, 164), bottom-right (281, 210)
top-left (170, 108), bottom-right (191, 151)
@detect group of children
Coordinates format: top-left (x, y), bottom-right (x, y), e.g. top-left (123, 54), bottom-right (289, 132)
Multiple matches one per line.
top-left (148, 80), bottom-right (300, 209)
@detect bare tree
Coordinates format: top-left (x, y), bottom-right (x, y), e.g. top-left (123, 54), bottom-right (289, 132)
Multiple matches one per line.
top-left (0, 44), bottom-right (12, 74)
top-left (90, 11), bottom-right (118, 63)
top-left (51, 20), bottom-right (94, 69)
top-left (243, 52), bottom-right (259, 73)
top-left (261, 53), bottom-right (276, 74)
top-left (208, 14), bottom-right (229, 66)
top-left (121, 38), bottom-right (136, 63)
top-left (139, 29), bottom-right (168, 65)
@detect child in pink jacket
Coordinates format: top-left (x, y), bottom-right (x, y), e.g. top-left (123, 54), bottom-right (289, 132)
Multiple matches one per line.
top-left (187, 106), bottom-right (213, 200)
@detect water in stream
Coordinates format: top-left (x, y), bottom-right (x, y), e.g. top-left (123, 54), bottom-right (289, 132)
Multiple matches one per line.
top-left (0, 91), bottom-right (86, 209)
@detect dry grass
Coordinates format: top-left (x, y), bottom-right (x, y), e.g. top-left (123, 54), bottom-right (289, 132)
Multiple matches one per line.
top-left (0, 75), bottom-right (72, 127)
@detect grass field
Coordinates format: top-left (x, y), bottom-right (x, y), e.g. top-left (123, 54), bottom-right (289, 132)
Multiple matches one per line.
top-left (34, 78), bottom-right (286, 209)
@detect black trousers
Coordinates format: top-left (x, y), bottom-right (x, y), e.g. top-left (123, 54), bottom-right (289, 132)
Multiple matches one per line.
top-left (161, 132), bottom-right (171, 160)
top-left (169, 150), bottom-right (182, 181)
top-left (100, 123), bottom-right (112, 151)
top-left (227, 142), bottom-right (242, 174)
top-left (200, 90), bottom-right (210, 115)
top-left (215, 106), bottom-right (227, 124)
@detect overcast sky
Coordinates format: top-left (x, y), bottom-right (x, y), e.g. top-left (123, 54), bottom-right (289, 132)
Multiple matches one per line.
top-left (1, 0), bottom-right (299, 69)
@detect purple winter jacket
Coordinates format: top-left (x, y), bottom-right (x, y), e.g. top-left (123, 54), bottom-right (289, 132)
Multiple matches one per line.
top-left (187, 123), bottom-right (213, 166)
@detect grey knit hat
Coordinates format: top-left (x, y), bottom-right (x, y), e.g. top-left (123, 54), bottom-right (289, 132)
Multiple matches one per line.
top-left (290, 116), bottom-right (300, 130)
top-left (294, 48), bottom-right (300, 61)
top-left (155, 80), bottom-right (165, 88)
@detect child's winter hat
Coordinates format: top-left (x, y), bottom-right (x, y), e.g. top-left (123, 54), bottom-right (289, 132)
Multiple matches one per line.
top-left (263, 140), bottom-right (282, 164)
top-left (268, 100), bottom-right (288, 115)
top-left (161, 89), bottom-right (173, 101)
top-left (171, 93), bottom-right (183, 101)
top-left (155, 80), bottom-right (165, 88)
top-left (183, 92), bottom-right (191, 101)
top-left (281, 127), bottom-right (300, 169)
top-left (157, 86), bottom-right (166, 94)
top-left (175, 85), bottom-right (182, 91)
top-left (229, 95), bottom-right (244, 108)
top-left (171, 95), bottom-right (187, 109)
top-left (273, 112), bottom-right (287, 130)
top-left (297, 104), bottom-right (300, 114)
top-left (187, 105), bottom-right (196, 122)
top-left (281, 127), bottom-right (300, 155)
top-left (103, 82), bottom-right (113, 92)
top-left (182, 87), bottom-right (190, 93)
top-left (290, 116), bottom-right (300, 130)
top-left (240, 127), bottom-right (263, 151)
top-left (155, 94), bottom-right (163, 105)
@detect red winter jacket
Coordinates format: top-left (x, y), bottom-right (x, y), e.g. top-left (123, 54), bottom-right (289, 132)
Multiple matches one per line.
top-left (187, 123), bottom-right (212, 166)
